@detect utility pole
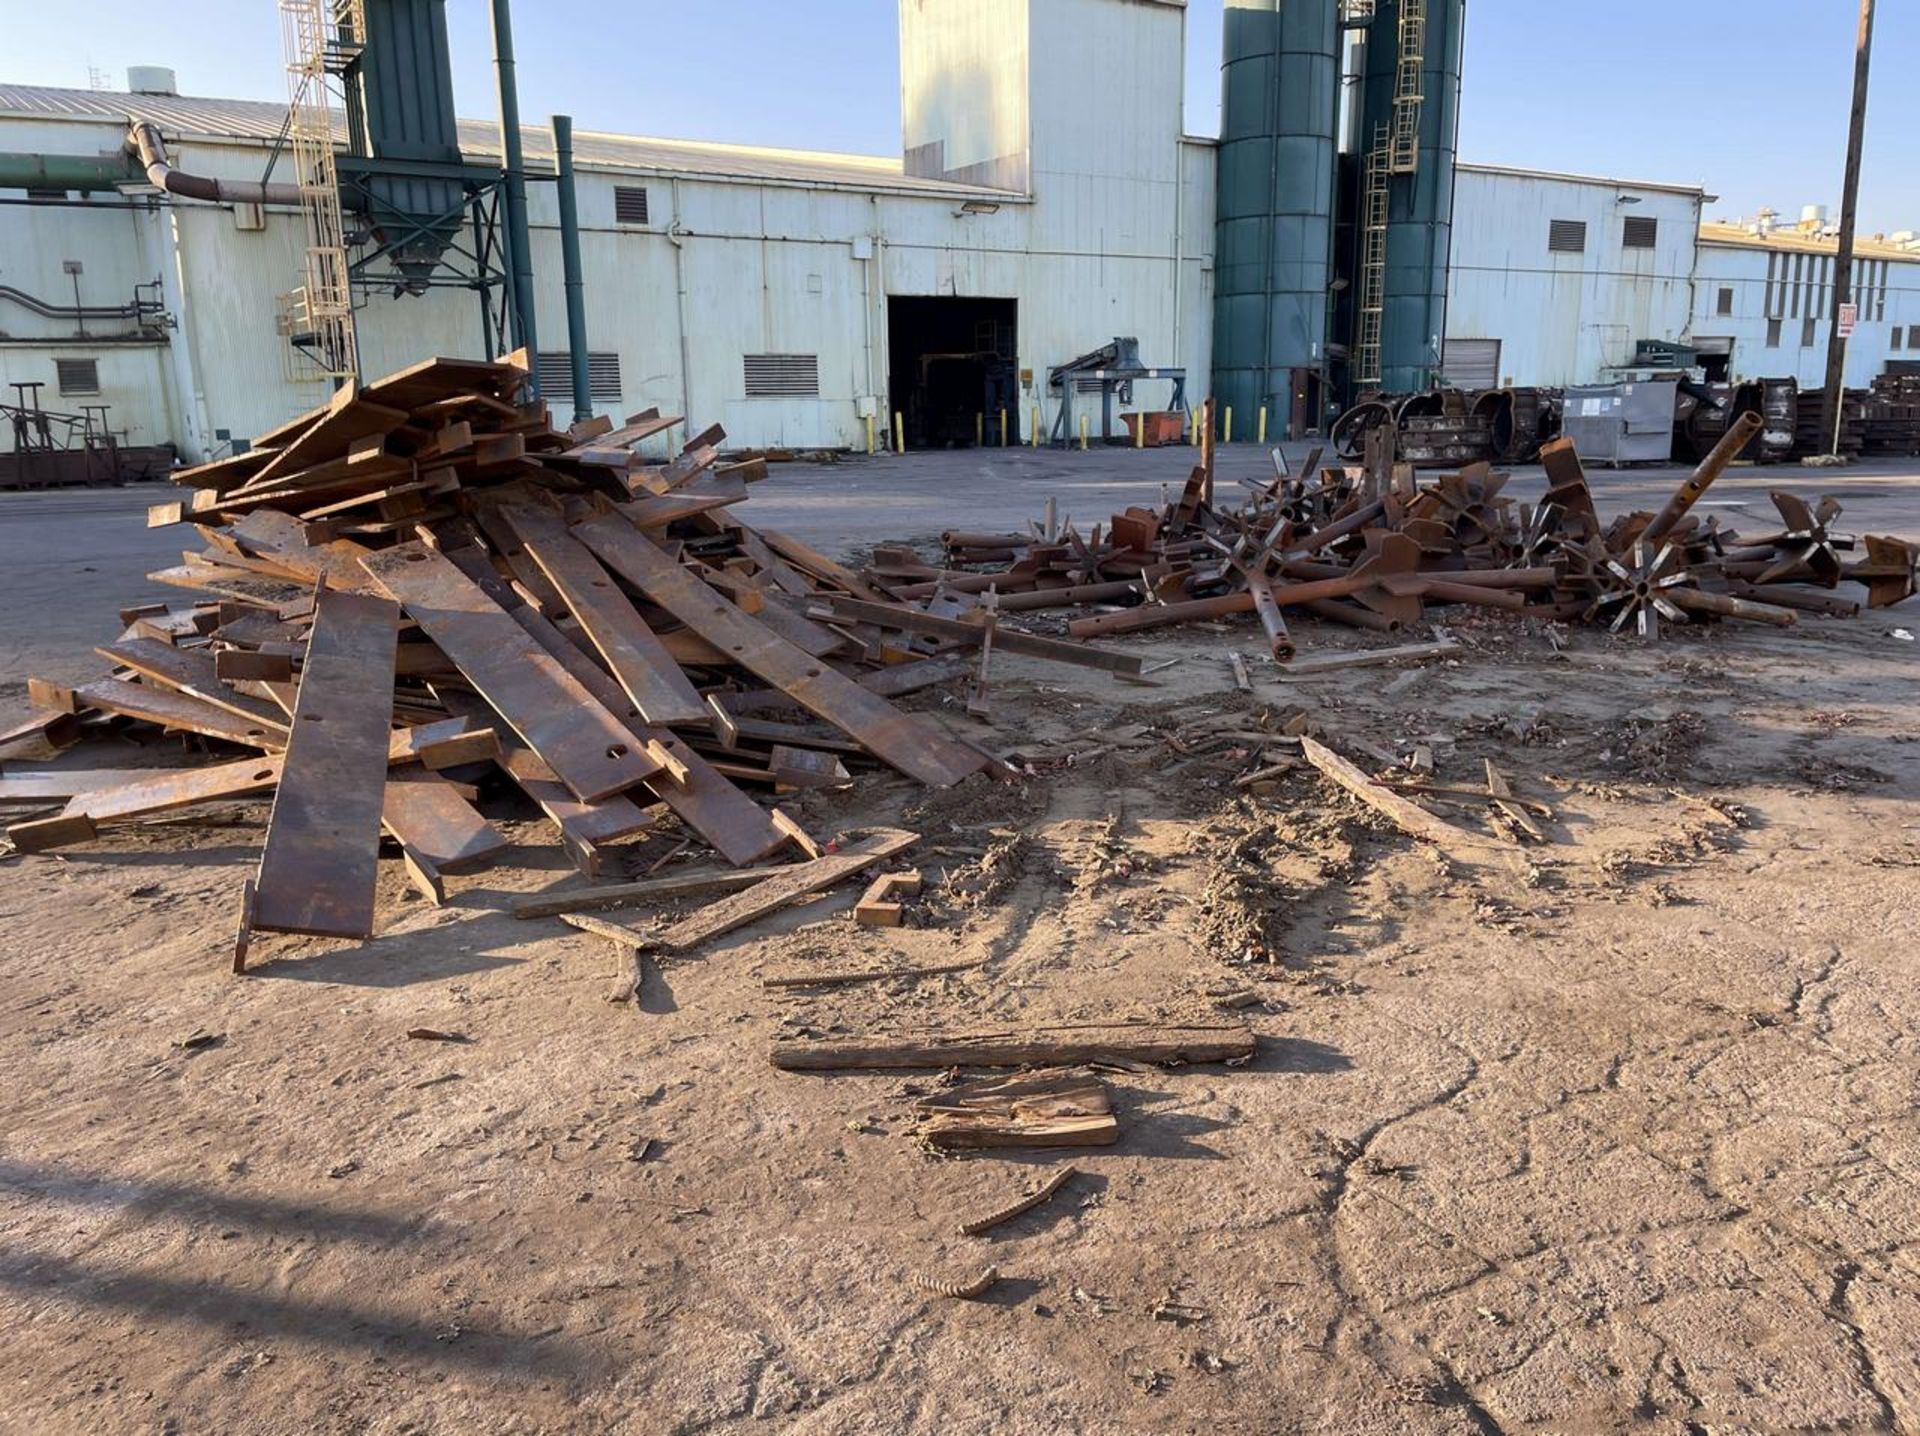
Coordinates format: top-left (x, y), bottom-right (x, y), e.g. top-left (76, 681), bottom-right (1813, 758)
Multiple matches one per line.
top-left (1820, 0), bottom-right (1875, 458)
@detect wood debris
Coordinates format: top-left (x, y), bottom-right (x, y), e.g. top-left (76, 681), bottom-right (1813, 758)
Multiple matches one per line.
top-left (917, 1070), bottom-right (1117, 1152)
top-left (772, 1021), bottom-right (1256, 1071)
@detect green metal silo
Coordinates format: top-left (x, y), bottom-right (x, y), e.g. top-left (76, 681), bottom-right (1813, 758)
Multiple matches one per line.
top-left (1354, 0), bottom-right (1465, 393)
top-left (1212, 0), bottom-right (1340, 436)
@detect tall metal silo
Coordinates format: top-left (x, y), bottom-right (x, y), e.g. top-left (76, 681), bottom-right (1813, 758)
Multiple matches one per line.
top-left (1212, 0), bottom-right (1340, 436)
top-left (1353, 0), bottom-right (1466, 393)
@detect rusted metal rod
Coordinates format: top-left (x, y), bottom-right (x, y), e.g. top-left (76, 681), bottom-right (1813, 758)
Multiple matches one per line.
top-left (1727, 580), bottom-right (1861, 618)
top-left (1638, 412), bottom-right (1764, 549)
top-left (1665, 587), bottom-right (1797, 627)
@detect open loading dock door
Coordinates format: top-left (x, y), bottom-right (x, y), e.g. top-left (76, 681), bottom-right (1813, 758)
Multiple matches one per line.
top-left (888, 297), bottom-right (1018, 448)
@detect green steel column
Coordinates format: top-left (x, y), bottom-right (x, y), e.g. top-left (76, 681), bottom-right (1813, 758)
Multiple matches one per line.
top-left (490, 0), bottom-right (539, 386)
top-left (1212, 0), bottom-right (1340, 426)
top-left (550, 115), bottom-right (593, 425)
top-left (1358, 0), bottom-right (1465, 392)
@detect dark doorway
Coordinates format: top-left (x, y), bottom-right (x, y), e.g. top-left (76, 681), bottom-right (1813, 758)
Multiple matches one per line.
top-left (887, 296), bottom-right (1018, 448)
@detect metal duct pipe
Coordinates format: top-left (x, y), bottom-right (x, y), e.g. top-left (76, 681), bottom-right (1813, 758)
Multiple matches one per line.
top-left (0, 151), bottom-right (140, 192)
top-left (551, 114), bottom-right (592, 424)
top-left (0, 283), bottom-right (159, 324)
top-left (125, 121), bottom-right (303, 206)
top-left (490, 0), bottom-right (539, 382)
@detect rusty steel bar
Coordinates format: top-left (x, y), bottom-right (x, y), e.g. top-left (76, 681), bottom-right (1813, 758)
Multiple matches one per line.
top-left (1727, 580), bottom-right (1861, 618)
top-left (1665, 586), bottom-right (1797, 628)
top-left (1638, 411), bottom-right (1764, 549)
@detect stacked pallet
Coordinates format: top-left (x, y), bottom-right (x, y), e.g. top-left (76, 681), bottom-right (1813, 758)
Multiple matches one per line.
top-left (1860, 374), bottom-right (1920, 456)
top-left (5, 354), bottom-right (1146, 969)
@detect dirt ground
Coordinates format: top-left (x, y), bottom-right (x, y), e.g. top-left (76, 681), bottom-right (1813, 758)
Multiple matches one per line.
top-left (2, 454), bottom-right (1919, 1434)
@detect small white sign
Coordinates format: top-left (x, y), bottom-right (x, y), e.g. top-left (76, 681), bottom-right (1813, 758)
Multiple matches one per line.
top-left (1838, 302), bottom-right (1859, 339)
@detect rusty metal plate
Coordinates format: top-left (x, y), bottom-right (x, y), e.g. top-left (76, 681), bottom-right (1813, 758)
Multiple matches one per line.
top-left (575, 517), bottom-right (984, 788)
top-left (251, 586), bottom-right (401, 940)
top-left (73, 678), bottom-right (287, 750)
top-left (65, 753), bottom-right (286, 824)
top-left (96, 637), bottom-right (294, 728)
top-left (382, 770), bottom-right (510, 874)
top-left (361, 542), bottom-right (661, 802)
top-left (446, 551), bottom-right (790, 868)
top-left (501, 504), bottom-right (708, 726)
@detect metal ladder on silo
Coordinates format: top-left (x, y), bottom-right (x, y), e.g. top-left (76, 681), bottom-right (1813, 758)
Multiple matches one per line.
top-left (1389, 0), bottom-right (1426, 175)
top-left (1355, 126), bottom-right (1390, 386)
top-left (277, 0), bottom-right (363, 381)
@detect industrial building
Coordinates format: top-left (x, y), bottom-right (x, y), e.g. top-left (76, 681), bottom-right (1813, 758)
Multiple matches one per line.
top-left (0, 0), bottom-right (1914, 469)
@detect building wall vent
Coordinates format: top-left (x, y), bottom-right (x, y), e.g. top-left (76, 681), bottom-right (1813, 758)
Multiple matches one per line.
top-left (743, 353), bottom-right (820, 398)
top-left (1548, 219), bottom-right (1587, 254)
top-left (1622, 216), bottom-right (1658, 250)
top-left (55, 358), bottom-right (100, 395)
top-left (614, 187), bottom-right (650, 225)
top-left (536, 351), bottom-right (623, 402)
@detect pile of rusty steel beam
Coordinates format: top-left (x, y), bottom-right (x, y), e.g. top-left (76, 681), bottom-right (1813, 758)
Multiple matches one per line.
top-left (1, 354), bottom-right (1155, 968)
top-left (871, 412), bottom-right (1918, 653)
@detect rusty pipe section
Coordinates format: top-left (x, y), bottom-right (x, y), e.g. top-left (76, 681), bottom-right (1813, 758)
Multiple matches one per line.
top-left (125, 121), bottom-right (304, 207)
top-left (1639, 411), bottom-right (1764, 550)
top-left (1666, 587), bottom-right (1796, 628)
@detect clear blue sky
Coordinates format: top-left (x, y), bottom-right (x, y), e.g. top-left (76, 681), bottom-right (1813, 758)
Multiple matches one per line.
top-left (9, 0), bottom-right (1915, 233)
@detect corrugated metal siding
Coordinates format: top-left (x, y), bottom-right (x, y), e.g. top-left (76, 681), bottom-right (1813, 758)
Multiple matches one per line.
top-left (1447, 169), bottom-right (1700, 387)
top-left (0, 82), bottom-right (1018, 198)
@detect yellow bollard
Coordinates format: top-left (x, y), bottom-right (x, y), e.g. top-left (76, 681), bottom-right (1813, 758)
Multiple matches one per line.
top-left (1257, 406), bottom-right (1268, 444)
top-left (1224, 406), bottom-right (1233, 445)
top-left (893, 411), bottom-right (905, 454)
top-left (999, 408), bottom-right (1008, 448)
top-left (1189, 415), bottom-right (1199, 446)
top-left (976, 413), bottom-right (984, 448)
top-left (1079, 414), bottom-right (1089, 451)
top-left (865, 412), bottom-right (876, 456)
top-left (1031, 405), bottom-right (1040, 448)
top-left (1134, 413), bottom-right (1145, 450)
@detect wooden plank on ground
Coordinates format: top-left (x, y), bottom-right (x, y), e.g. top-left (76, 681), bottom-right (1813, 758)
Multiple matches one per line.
top-left (770, 1021), bottom-right (1258, 1071)
top-left (360, 542), bottom-right (662, 802)
top-left (653, 828), bottom-right (919, 950)
top-left (248, 586), bottom-right (401, 944)
top-left (576, 517), bottom-right (984, 788)
top-left (502, 504), bottom-right (707, 725)
top-left (1300, 735), bottom-right (1506, 850)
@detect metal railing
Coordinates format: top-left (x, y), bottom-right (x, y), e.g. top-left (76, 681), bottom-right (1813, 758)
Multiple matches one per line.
top-left (1355, 126), bottom-right (1391, 386)
top-left (277, 0), bottom-right (362, 381)
top-left (1390, 0), bottom-right (1426, 175)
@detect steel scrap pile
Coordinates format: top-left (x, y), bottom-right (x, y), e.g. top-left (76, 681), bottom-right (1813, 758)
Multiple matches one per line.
top-left (3, 353), bottom-right (1120, 968)
top-left (895, 412), bottom-right (1919, 655)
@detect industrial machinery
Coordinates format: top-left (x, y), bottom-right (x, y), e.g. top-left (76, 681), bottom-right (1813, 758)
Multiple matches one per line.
top-left (1048, 338), bottom-right (1189, 447)
top-left (1213, 0), bottom-right (1466, 430)
top-left (1, 382), bottom-right (174, 490)
top-left (4, 0), bottom-right (589, 409)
